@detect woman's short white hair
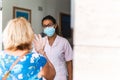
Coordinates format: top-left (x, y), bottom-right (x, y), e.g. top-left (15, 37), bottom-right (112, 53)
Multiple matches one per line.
top-left (3, 17), bottom-right (34, 51)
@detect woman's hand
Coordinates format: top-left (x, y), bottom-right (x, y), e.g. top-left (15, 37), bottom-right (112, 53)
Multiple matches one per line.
top-left (33, 34), bottom-right (46, 55)
top-left (33, 34), bottom-right (56, 80)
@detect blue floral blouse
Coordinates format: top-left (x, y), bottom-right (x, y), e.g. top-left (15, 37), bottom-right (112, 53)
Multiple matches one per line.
top-left (0, 51), bottom-right (47, 80)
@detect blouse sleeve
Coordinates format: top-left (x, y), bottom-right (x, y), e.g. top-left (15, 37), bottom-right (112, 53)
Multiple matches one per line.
top-left (36, 55), bottom-right (47, 68)
top-left (64, 39), bottom-right (73, 61)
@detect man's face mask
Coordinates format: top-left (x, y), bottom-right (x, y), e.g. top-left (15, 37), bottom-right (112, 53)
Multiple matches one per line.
top-left (43, 26), bottom-right (55, 37)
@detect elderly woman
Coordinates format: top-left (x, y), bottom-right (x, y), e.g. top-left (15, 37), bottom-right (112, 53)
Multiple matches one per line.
top-left (0, 17), bottom-right (55, 80)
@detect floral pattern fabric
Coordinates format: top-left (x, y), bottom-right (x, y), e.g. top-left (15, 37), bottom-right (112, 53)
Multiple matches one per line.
top-left (0, 51), bottom-right (46, 80)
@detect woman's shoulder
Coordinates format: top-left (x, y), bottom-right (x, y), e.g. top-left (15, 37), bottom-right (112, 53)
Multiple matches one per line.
top-left (0, 50), bottom-right (7, 55)
top-left (0, 50), bottom-right (5, 56)
top-left (28, 51), bottom-right (46, 60)
top-left (0, 50), bottom-right (18, 59)
top-left (57, 35), bottom-right (69, 43)
top-left (30, 51), bottom-right (47, 64)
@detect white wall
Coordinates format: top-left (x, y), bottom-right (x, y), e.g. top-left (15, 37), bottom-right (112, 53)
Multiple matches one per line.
top-left (0, 10), bottom-right (2, 50)
top-left (3, 0), bottom-right (46, 34)
top-left (45, 0), bottom-right (70, 27)
top-left (2, 0), bottom-right (70, 34)
top-left (0, 0), bottom-right (2, 50)
top-left (73, 0), bottom-right (120, 80)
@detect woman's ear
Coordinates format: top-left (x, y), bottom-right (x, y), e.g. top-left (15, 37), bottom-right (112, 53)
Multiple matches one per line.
top-left (54, 24), bottom-right (57, 29)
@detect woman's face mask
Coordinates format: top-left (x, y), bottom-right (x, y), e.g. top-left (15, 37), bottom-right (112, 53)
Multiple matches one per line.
top-left (43, 26), bottom-right (55, 37)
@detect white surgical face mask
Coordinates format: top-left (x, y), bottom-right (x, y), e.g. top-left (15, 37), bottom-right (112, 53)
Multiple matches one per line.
top-left (43, 26), bottom-right (55, 37)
